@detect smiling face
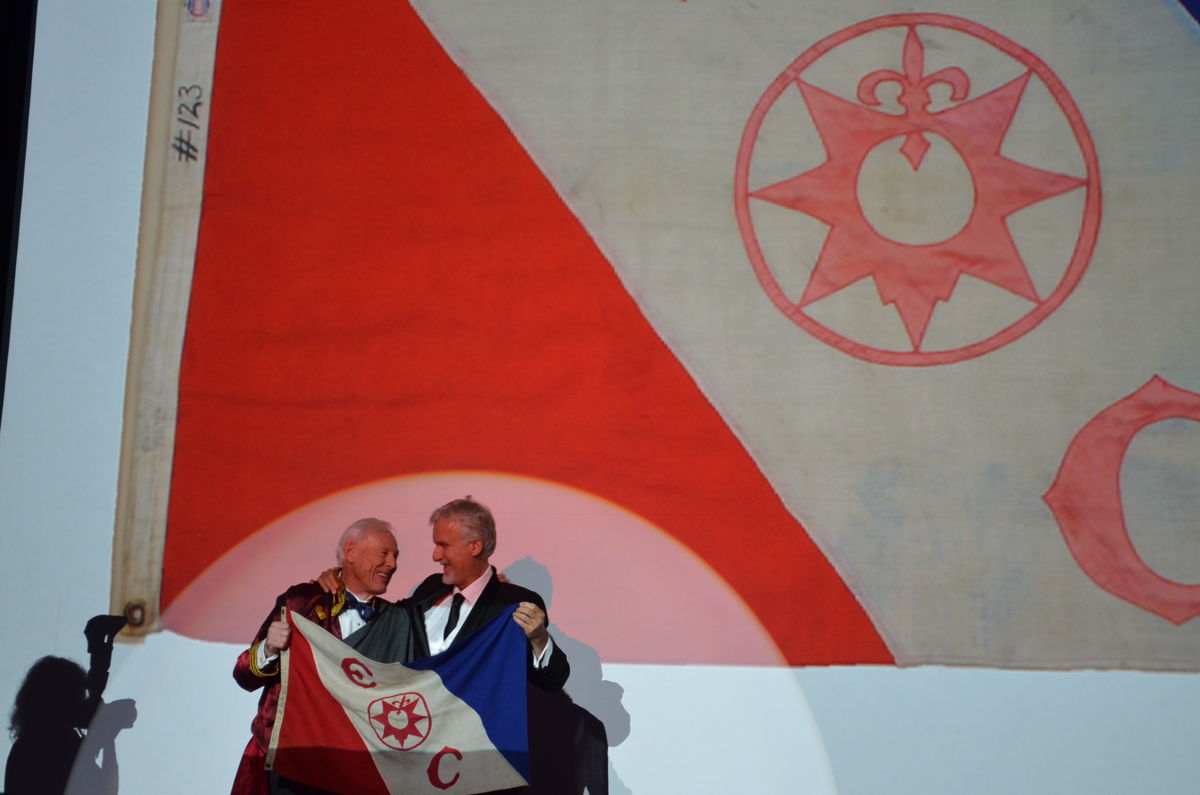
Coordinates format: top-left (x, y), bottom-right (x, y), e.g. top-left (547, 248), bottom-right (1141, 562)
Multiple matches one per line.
top-left (341, 529), bottom-right (398, 596)
top-left (431, 517), bottom-right (488, 589)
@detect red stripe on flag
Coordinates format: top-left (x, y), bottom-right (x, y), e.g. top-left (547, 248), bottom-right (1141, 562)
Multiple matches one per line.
top-left (272, 625), bottom-right (389, 794)
top-left (163, 0), bottom-right (890, 664)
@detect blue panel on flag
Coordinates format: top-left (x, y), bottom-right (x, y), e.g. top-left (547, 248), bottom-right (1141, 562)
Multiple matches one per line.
top-left (409, 606), bottom-right (531, 779)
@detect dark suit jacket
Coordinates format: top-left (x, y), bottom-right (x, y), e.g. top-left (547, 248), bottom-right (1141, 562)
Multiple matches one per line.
top-left (409, 568), bottom-right (570, 692)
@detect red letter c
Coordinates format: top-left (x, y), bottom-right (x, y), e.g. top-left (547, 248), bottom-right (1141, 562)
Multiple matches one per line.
top-left (427, 746), bottom-right (463, 790)
top-left (341, 658), bottom-right (376, 688)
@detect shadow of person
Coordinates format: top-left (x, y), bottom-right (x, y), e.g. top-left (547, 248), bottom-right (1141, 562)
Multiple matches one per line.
top-left (5, 656), bottom-right (89, 795)
top-left (67, 696), bottom-right (137, 795)
top-left (4, 615), bottom-right (136, 795)
top-left (503, 557), bottom-right (633, 795)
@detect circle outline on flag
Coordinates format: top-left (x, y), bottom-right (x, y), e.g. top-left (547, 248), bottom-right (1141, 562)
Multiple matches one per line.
top-left (733, 12), bottom-right (1102, 366)
top-left (368, 691), bottom-right (432, 751)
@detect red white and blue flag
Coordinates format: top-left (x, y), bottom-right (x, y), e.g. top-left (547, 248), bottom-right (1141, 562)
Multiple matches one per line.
top-left (267, 608), bottom-right (529, 795)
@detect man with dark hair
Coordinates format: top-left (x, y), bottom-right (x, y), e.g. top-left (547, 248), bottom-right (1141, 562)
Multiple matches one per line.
top-left (231, 518), bottom-right (399, 795)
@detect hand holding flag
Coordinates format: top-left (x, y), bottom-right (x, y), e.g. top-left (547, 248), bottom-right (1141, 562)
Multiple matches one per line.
top-left (264, 605), bottom-right (291, 658)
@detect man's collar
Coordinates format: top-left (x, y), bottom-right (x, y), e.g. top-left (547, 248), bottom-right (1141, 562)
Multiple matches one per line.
top-left (332, 588), bottom-right (374, 619)
top-left (456, 565), bottom-right (494, 605)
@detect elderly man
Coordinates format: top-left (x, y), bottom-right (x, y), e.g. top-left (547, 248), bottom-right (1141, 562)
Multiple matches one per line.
top-left (230, 517), bottom-right (399, 795)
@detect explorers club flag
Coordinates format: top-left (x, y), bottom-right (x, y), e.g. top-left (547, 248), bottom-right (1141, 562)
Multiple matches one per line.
top-left (266, 608), bottom-right (529, 795)
top-left (115, 0), bottom-right (1200, 671)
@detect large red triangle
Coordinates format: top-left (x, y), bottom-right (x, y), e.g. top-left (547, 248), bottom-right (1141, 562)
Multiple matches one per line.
top-left (164, 0), bottom-right (890, 665)
top-left (272, 625), bottom-right (389, 794)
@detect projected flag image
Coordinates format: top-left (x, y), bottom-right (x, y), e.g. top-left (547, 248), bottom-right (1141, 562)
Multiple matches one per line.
top-left (114, 0), bottom-right (1200, 674)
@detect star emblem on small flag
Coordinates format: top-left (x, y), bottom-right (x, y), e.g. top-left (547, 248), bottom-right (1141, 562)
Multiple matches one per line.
top-left (369, 692), bottom-right (431, 751)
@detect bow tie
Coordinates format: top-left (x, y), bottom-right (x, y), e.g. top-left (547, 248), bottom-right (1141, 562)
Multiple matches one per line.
top-left (344, 596), bottom-right (376, 621)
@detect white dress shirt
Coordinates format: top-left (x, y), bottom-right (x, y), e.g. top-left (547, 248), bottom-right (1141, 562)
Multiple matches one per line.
top-left (423, 567), bottom-right (494, 656)
top-left (422, 567), bottom-right (555, 666)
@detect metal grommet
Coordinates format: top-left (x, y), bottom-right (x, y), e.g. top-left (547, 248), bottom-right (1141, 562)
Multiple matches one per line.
top-left (124, 601), bottom-right (147, 628)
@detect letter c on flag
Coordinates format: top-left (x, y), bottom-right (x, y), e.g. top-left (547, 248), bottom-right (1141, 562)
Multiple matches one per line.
top-left (1045, 376), bottom-right (1200, 623)
top-left (427, 746), bottom-right (463, 790)
top-left (341, 657), bottom-right (376, 688)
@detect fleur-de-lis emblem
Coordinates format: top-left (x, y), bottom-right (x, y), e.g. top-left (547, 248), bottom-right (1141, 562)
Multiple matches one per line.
top-left (736, 13), bottom-right (1099, 362)
top-left (856, 26), bottom-right (970, 169)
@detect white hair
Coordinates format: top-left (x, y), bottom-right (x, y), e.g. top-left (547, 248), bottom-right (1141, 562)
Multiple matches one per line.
top-left (335, 518), bottom-right (393, 565)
